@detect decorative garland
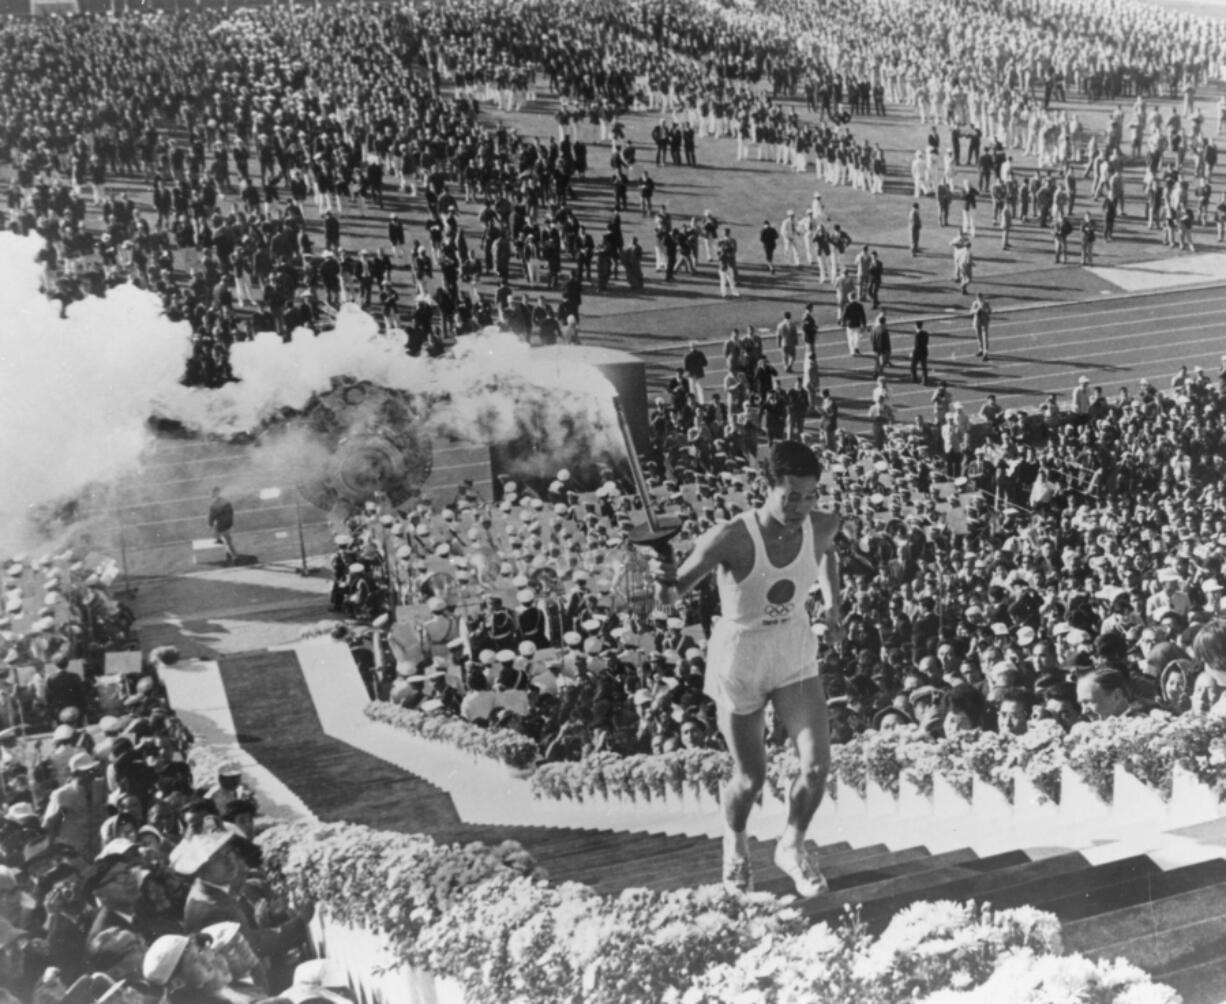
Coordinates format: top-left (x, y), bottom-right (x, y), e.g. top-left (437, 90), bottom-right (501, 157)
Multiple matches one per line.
top-left (260, 820), bottom-right (804, 1004)
top-left (674, 900), bottom-right (1178, 1004)
top-left (530, 749), bottom-right (733, 804)
top-left (258, 821), bottom-right (1179, 1004)
top-left (364, 701), bottom-right (539, 770)
top-left (369, 697), bottom-right (1226, 810)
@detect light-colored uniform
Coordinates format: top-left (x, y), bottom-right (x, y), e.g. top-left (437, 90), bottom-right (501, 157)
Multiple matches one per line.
top-left (705, 511), bottom-right (820, 715)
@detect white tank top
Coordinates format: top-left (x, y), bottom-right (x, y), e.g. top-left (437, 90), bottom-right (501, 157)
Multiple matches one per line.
top-left (716, 510), bottom-right (820, 629)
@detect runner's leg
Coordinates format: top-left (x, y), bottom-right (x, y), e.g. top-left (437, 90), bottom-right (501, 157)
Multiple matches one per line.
top-left (770, 675), bottom-right (831, 896)
top-left (715, 703), bottom-right (767, 890)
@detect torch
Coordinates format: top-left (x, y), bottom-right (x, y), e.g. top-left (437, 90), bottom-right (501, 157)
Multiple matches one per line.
top-left (613, 398), bottom-right (682, 613)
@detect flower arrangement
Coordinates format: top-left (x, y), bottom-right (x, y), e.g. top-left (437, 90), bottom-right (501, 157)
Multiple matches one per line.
top-left (260, 820), bottom-right (805, 1004)
top-left (856, 900), bottom-right (1061, 1000)
top-left (259, 821), bottom-right (544, 947)
top-left (1012, 719), bottom-right (1067, 804)
top-left (829, 741), bottom-right (862, 799)
top-left (1063, 713), bottom-right (1226, 805)
top-left (919, 948), bottom-right (1182, 1004)
top-left (367, 693), bottom-right (1226, 812)
top-left (961, 729), bottom-right (1020, 802)
top-left (530, 749), bottom-right (733, 804)
top-left (1118, 713), bottom-right (1226, 800)
top-left (670, 899), bottom-right (1175, 1004)
top-left (363, 701), bottom-right (539, 770)
top-left (861, 728), bottom-right (910, 797)
top-left (420, 879), bottom-right (806, 1004)
top-left (895, 731), bottom-right (975, 801)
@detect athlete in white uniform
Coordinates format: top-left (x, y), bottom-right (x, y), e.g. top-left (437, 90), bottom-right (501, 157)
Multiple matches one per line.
top-left (656, 441), bottom-right (843, 897)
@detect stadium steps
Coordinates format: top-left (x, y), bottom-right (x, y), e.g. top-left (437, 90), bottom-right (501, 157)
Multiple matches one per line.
top-left (1065, 882), bottom-right (1226, 973)
top-left (216, 647), bottom-right (1226, 1000)
top-left (1156, 937), bottom-right (1226, 1004)
top-left (216, 648), bottom-right (724, 890)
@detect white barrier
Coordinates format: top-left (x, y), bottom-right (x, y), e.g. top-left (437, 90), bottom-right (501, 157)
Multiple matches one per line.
top-left (310, 908), bottom-right (465, 1004)
top-left (160, 658), bottom-right (317, 823)
top-left (287, 639), bottom-right (1226, 855)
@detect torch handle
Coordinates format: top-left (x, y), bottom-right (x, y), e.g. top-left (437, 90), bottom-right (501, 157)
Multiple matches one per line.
top-left (647, 539), bottom-right (679, 612)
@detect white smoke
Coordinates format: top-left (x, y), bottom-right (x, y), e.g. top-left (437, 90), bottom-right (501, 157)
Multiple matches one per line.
top-left (155, 305), bottom-right (622, 459)
top-left (0, 231), bottom-right (624, 545)
top-left (0, 232), bottom-right (190, 547)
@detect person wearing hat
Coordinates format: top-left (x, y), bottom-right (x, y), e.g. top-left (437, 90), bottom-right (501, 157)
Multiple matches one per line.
top-left (278, 958), bottom-right (351, 1004)
top-left (1147, 568), bottom-right (1190, 624)
top-left (459, 665), bottom-right (497, 724)
top-left (142, 932), bottom-right (234, 1002)
top-left (46, 723), bottom-right (82, 785)
top-left (328, 536), bottom-right (358, 613)
top-left (481, 593), bottom-right (520, 651)
top-left (515, 588), bottom-right (548, 648)
top-left (652, 441), bottom-right (843, 898)
top-left (85, 924), bottom-right (150, 986)
top-left (201, 920), bottom-right (266, 995)
top-left (83, 841), bottom-right (160, 945)
top-left (657, 616), bottom-right (699, 662)
top-left (344, 561), bottom-right (375, 621)
top-left (418, 595), bottom-right (459, 665)
top-left (176, 831), bottom-right (311, 973)
top-left (564, 569), bottom-right (595, 629)
top-left (42, 752), bottom-right (107, 862)
top-left (1201, 579), bottom-right (1225, 616)
top-left (205, 765), bottom-right (252, 820)
top-left (220, 800), bottom-right (258, 844)
top-left (872, 706), bottom-right (916, 731)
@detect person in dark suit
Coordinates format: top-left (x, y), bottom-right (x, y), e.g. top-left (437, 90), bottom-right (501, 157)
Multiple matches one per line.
top-left (43, 661), bottom-right (87, 725)
top-left (207, 488), bottom-right (237, 563)
top-left (869, 312), bottom-right (892, 377)
top-left (910, 322), bottom-right (930, 385)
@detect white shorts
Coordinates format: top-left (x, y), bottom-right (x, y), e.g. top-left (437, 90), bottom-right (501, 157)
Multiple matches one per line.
top-left (704, 617), bottom-right (819, 715)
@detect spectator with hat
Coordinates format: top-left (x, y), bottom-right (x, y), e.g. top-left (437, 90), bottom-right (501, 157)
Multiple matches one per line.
top-left (42, 753), bottom-right (106, 862)
top-left (141, 931), bottom-right (234, 1003)
top-left (83, 841), bottom-right (157, 944)
top-left (174, 829), bottom-right (311, 981)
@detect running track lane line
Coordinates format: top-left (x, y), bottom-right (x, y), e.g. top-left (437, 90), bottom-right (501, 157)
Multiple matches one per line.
top-left (630, 287), bottom-right (1226, 356)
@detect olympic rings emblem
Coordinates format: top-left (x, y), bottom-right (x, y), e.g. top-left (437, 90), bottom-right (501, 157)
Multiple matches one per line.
top-left (763, 602), bottom-right (794, 619)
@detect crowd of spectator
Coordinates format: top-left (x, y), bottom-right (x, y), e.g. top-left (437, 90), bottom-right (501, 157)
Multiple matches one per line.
top-left (1, 553), bottom-right (139, 737)
top-left (5, 0), bottom-right (1223, 396)
top-left (0, 553), bottom-right (338, 1003)
top-left (322, 350), bottom-right (1226, 763)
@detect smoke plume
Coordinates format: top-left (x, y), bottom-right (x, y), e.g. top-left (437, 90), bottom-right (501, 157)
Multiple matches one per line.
top-left (0, 233), bottom-right (189, 548)
top-left (0, 232), bottom-right (624, 545)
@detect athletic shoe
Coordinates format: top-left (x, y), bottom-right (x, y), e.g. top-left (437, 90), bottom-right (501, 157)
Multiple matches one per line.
top-left (722, 844), bottom-right (754, 895)
top-left (774, 840), bottom-right (829, 898)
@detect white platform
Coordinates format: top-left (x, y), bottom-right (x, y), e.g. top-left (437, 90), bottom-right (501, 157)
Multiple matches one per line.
top-left (1089, 252), bottom-right (1226, 292)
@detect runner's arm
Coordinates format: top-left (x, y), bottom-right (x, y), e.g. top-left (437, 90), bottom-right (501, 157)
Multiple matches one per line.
top-left (660, 522), bottom-right (732, 600)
